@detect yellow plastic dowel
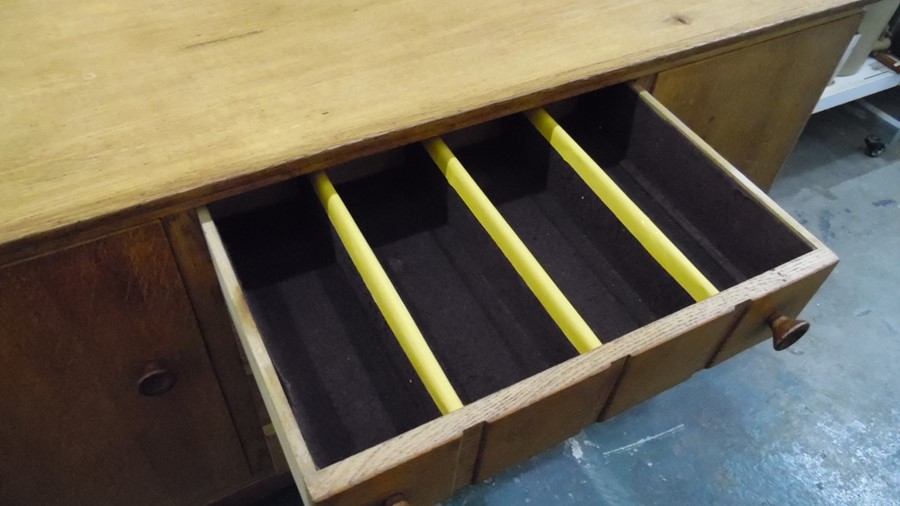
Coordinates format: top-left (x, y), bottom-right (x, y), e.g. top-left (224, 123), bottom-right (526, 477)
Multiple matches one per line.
top-left (423, 137), bottom-right (603, 354)
top-left (312, 172), bottom-right (463, 414)
top-left (525, 108), bottom-right (719, 302)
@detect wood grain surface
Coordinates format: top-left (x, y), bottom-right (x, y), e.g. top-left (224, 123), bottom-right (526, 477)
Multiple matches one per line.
top-left (600, 305), bottom-right (744, 419)
top-left (0, 0), bottom-right (865, 262)
top-left (708, 264), bottom-right (837, 365)
top-left (652, 14), bottom-right (861, 190)
top-left (0, 223), bottom-right (250, 505)
top-left (474, 358), bottom-right (625, 481)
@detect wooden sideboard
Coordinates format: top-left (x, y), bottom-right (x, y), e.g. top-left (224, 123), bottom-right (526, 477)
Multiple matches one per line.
top-left (0, 2), bottom-right (866, 505)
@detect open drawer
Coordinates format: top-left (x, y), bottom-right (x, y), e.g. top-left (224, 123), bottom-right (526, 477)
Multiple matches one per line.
top-left (199, 84), bottom-right (836, 505)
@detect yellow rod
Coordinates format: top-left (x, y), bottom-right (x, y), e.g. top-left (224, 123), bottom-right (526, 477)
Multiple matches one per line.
top-left (423, 137), bottom-right (602, 354)
top-left (312, 172), bottom-right (463, 414)
top-left (525, 108), bottom-right (719, 302)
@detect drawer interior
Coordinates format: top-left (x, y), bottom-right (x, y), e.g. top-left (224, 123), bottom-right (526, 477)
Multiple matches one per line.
top-left (212, 184), bottom-right (441, 468)
top-left (543, 85), bottom-right (811, 286)
top-left (209, 84), bottom-right (813, 469)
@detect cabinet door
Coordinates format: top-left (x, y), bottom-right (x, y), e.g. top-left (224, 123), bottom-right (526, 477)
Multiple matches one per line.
top-left (652, 14), bottom-right (860, 190)
top-left (0, 223), bottom-right (250, 505)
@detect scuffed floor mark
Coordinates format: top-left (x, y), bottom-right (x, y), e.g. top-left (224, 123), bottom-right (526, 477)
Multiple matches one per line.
top-left (568, 439), bottom-right (584, 461)
top-left (603, 424), bottom-right (685, 456)
top-left (582, 439), bottom-right (602, 450)
top-left (818, 209), bottom-right (836, 240)
top-left (872, 199), bottom-right (897, 207)
top-left (812, 185), bottom-right (840, 201)
top-left (757, 412), bottom-right (900, 506)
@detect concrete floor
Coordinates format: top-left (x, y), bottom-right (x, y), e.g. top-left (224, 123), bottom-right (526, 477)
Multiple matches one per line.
top-left (259, 88), bottom-right (900, 505)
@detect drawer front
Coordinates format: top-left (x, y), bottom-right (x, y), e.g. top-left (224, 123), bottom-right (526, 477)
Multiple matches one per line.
top-left (0, 223), bottom-right (250, 505)
top-left (600, 305), bottom-right (744, 420)
top-left (199, 83), bottom-right (835, 505)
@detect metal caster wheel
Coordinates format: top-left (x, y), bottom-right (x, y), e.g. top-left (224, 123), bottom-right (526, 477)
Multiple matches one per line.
top-left (865, 135), bottom-right (886, 157)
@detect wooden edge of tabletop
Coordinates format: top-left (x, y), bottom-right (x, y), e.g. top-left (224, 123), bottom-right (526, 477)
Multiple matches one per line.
top-left (0, 6), bottom-right (864, 268)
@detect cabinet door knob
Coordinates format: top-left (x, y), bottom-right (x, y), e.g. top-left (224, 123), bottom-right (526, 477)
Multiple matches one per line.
top-left (138, 361), bottom-right (177, 396)
top-left (768, 314), bottom-right (809, 351)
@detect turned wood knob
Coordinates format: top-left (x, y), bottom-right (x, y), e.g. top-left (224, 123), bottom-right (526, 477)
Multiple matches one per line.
top-left (138, 361), bottom-right (177, 396)
top-left (768, 314), bottom-right (810, 351)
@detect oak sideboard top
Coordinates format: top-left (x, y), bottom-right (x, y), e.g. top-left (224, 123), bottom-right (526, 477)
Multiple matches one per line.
top-left (0, 0), bottom-right (864, 261)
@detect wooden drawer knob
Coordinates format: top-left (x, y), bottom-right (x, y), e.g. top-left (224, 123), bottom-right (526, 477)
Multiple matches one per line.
top-left (138, 361), bottom-right (177, 396)
top-left (768, 314), bottom-right (810, 351)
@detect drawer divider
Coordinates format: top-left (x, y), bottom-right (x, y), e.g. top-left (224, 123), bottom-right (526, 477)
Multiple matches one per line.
top-left (312, 171), bottom-right (464, 415)
top-left (525, 107), bottom-right (719, 302)
top-left (423, 136), bottom-right (603, 354)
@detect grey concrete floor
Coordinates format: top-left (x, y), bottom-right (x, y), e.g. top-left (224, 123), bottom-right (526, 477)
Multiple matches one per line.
top-left (258, 88), bottom-right (900, 506)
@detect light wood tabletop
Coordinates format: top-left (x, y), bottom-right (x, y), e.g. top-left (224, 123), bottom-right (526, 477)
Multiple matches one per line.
top-left (0, 0), bottom-right (864, 259)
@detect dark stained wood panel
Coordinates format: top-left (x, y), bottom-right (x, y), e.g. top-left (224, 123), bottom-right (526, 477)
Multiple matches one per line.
top-left (163, 210), bottom-right (272, 475)
top-left (0, 223), bottom-right (250, 505)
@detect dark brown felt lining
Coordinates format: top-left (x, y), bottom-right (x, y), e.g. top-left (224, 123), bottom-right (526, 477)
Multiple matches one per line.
top-left (212, 84), bottom-right (812, 468)
top-left (213, 184), bottom-right (441, 469)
